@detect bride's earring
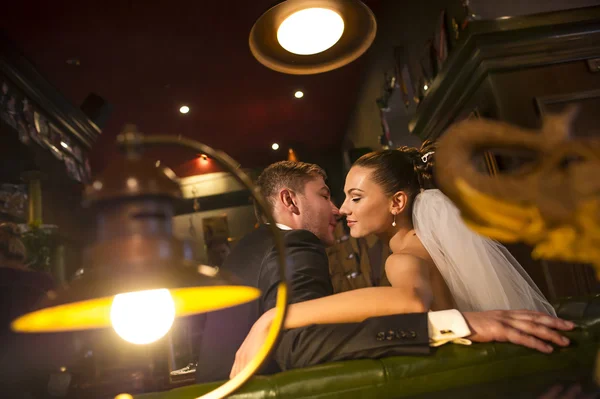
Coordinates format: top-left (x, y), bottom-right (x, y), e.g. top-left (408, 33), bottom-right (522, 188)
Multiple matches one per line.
top-left (392, 213), bottom-right (397, 227)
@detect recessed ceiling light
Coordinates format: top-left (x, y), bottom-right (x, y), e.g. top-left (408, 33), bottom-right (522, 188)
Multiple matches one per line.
top-left (271, 143), bottom-right (280, 150)
top-left (294, 91), bottom-right (304, 99)
top-left (277, 8), bottom-right (345, 55)
top-left (179, 105), bottom-right (190, 114)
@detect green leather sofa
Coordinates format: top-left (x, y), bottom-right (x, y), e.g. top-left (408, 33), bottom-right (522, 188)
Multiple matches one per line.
top-left (137, 297), bottom-right (600, 399)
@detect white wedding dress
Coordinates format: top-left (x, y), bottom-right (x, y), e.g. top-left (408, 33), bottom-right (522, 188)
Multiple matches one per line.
top-left (412, 189), bottom-right (555, 315)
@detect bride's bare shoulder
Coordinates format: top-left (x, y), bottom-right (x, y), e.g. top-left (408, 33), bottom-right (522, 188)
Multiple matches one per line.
top-left (384, 254), bottom-right (433, 302)
top-left (385, 253), bottom-right (428, 272)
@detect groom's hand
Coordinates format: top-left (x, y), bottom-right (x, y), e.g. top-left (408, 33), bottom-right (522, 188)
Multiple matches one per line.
top-left (463, 310), bottom-right (575, 353)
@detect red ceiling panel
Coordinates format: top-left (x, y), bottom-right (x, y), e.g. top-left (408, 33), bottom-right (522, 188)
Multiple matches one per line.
top-left (3, 0), bottom-right (380, 176)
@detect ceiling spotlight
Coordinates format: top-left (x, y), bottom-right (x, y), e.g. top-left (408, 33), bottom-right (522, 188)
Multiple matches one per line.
top-left (179, 105), bottom-right (190, 114)
top-left (294, 91), bottom-right (304, 99)
top-left (271, 143), bottom-right (280, 150)
top-left (249, 0), bottom-right (377, 75)
top-left (277, 8), bottom-right (344, 55)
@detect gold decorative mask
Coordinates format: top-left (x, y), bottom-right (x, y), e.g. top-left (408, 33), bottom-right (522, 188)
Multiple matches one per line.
top-left (435, 108), bottom-right (600, 277)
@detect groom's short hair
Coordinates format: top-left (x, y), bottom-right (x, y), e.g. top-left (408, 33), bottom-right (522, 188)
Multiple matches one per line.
top-left (254, 161), bottom-right (327, 223)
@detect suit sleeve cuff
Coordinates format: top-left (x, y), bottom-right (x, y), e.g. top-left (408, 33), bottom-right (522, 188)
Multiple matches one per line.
top-left (427, 309), bottom-right (472, 347)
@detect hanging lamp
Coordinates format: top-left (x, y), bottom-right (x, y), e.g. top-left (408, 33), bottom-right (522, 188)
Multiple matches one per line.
top-left (249, 0), bottom-right (377, 74)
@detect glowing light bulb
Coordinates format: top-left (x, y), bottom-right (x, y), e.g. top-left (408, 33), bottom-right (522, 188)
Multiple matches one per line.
top-left (179, 105), bottom-right (190, 114)
top-left (423, 85), bottom-right (429, 91)
top-left (271, 143), bottom-right (280, 150)
top-left (110, 288), bottom-right (175, 345)
top-left (277, 8), bottom-right (344, 55)
top-left (294, 91), bottom-right (304, 99)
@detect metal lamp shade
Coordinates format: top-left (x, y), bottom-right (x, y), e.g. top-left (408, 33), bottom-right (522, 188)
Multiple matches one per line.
top-left (11, 267), bottom-right (260, 333)
top-left (249, 0), bottom-right (377, 75)
top-left (12, 135), bottom-right (260, 333)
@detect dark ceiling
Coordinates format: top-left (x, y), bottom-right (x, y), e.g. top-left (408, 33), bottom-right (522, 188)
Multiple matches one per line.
top-left (3, 0), bottom-right (380, 176)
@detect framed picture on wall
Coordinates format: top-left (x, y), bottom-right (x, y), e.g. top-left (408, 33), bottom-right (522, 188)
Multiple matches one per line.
top-left (433, 10), bottom-right (449, 72)
top-left (202, 215), bottom-right (230, 244)
top-left (393, 46), bottom-right (416, 110)
top-left (202, 215), bottom-right (231, 266)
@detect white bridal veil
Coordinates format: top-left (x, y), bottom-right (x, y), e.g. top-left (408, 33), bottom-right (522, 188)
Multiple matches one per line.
top-left (413, 189), bottom-right (556, 315)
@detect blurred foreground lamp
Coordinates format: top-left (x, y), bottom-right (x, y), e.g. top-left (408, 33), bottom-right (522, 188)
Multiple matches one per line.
top-left (435, 107), bottom-right (600, 277)
top-left (435, 107), bottom-right (600, 386)
top-left (250, 0), bottom-right (377, 74)
top-left (11, 125), bottom-right (289, 399)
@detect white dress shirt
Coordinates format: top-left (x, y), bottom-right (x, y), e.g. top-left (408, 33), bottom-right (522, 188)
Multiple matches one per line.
top-left (275, 223), bottom-right (292, 230)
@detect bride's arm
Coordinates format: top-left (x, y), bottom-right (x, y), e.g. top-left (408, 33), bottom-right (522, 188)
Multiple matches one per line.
top-left (266, 253), bottom-right (433, 329)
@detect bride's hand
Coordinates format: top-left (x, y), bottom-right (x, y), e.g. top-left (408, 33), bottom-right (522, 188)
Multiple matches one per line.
top-left (464, 310), bottom-right (575, 353)
top-left (230, 309), bottom-right (275, 379)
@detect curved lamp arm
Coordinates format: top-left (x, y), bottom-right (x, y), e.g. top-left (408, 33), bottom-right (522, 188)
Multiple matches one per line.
top-left (117, 131), bottom-right (288, 399)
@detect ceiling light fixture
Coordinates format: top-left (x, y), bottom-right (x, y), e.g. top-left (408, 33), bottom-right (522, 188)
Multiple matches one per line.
top-left (294, 91), bottom-right (304, 99)
top-left (249, 0), bottom-right (377, 75)
top-left (277, 8), bottom-right (344, 55)
top-left (179, 105), bottom-right (190, 114)
top-left (272, 143), bottom-right (280, 150)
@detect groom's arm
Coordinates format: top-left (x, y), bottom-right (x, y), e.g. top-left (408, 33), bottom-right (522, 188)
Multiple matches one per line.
top-left (276, 314), bottom-right (431, 370)
top-left (278, 310), bottom-right (575, 370)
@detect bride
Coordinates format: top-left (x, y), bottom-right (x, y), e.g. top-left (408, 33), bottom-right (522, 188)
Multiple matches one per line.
top-left (230, 143), bottom-right (555, 377)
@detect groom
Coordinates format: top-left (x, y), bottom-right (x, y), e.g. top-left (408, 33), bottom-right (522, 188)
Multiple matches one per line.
top-left (196, 161), bottom-right (573, 382)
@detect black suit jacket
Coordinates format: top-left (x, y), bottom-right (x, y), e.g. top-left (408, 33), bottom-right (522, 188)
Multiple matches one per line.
top-left (195, 225), bottom-right (429, 382)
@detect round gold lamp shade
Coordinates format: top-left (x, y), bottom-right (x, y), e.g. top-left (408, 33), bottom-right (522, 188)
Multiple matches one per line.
top-left (250, 0), bottom-right (377, 74)
top-left (11, 126), bottom-right (289, 399)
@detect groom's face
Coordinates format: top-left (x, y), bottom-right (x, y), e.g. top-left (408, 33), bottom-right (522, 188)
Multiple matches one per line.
top-left (295, 177), bottom-right (339, 246)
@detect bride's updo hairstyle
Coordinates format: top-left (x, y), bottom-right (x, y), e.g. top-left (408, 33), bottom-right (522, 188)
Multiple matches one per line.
top-left (352, 140), bottom-right (436, 202)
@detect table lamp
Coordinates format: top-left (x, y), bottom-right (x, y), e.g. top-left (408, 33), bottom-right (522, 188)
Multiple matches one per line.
top-left (11, 125), bottom-right (289, 399)
top-left (249, 0), bottom-right (377, 74)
